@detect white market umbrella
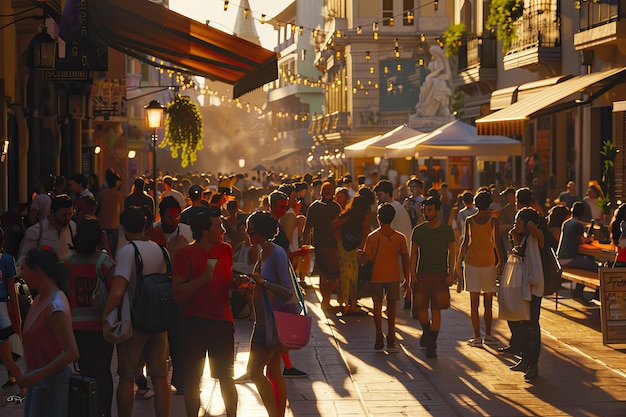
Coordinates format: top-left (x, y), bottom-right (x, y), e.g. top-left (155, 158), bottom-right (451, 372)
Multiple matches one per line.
top-left (385, 119), bottom-right (521, 159)
top-left (344, 125), bottom-right (425, 158)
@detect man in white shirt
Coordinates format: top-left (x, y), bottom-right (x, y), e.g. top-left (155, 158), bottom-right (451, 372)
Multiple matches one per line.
top-left (18, 194), bottom-right (76, 266)
top-left (374, 180), bottom-right (414, 310)
top-left (373, 180), bottom-right (412, 250)
top-left (160, 175), bottom-right (187, 209)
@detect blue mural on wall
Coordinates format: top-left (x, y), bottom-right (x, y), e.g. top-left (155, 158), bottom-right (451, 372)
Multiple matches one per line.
top-left (379, 59), bottom-right (426, 112)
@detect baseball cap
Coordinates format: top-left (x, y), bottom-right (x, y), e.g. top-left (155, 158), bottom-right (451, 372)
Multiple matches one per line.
top-left (188, 184), bottom-right (204, 199)
top-left (190, 207), bottom-right (223, 234)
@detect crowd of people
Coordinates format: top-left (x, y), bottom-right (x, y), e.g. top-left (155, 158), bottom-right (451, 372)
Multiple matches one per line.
top-left (0, 167), bottom-right (617, 416)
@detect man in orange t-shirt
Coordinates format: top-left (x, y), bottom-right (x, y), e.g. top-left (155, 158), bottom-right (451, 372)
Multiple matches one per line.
top-left (360, 203), bottom-right (410, 352)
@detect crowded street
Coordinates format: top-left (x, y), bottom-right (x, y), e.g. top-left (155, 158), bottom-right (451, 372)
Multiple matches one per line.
top-left (1, 277), bottom-right (623, 417)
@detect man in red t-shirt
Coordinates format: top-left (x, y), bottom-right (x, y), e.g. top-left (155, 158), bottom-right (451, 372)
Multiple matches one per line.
top-left (172, 207), bottom-right (249, 417)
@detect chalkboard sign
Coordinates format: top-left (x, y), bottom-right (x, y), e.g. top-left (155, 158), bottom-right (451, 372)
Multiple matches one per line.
top-left (599, 267), bottom-right (626, 344)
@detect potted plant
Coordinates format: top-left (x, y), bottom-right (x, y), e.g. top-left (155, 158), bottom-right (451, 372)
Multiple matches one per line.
top-left (160, 94), bottom-right (204, 168)
top-left (485, 0), bottom-right (525, 52)
top-left (597, 139), bottom-right (616, 226)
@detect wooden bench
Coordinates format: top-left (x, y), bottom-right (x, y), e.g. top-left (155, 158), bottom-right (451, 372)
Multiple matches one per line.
top-left (553, 268), bottom-right (599, 310)
top-left (561, 268), bottom-right (600, 289)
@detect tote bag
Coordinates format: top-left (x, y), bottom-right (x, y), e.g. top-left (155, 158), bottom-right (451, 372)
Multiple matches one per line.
top-left (498, 254), bottom-right (530, 321)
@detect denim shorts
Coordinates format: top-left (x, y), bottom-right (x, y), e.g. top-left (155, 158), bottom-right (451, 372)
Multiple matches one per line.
top-left (24, 366), bottom-right (70, 417)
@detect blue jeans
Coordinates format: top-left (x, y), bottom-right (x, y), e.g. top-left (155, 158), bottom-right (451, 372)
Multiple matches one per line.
top-left (24, 366), bottom-right (70, 417)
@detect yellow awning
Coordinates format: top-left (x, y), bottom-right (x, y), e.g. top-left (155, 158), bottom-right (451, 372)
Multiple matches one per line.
top-left (477, 67), bottom-right (626, 135)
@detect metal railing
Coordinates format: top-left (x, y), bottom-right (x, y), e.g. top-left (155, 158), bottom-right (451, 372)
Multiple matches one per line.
top-left (509, 3), bottom-right (561, 52)
top-left (579, 0), bottom-right (625, 31)
top-left (308, 111), bottom-right (350, 135)
top-left (458, 33), bottom-right (497, 72)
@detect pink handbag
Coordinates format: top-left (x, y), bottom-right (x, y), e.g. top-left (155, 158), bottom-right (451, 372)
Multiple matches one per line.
top-left (271, 310), bottom-right (311, 351)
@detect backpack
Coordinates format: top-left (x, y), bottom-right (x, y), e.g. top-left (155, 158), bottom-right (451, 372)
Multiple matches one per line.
top-left (129, 241), bottom-right (180, 334)
top-left (341, 222), bottom-right (362, 251)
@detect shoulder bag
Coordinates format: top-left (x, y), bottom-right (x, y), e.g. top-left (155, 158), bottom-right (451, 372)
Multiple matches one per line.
top-left (262, 250), bottom-right (311, 352)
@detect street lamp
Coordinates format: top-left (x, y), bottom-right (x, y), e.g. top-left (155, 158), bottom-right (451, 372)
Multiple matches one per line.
top-left (144, 100), bottom-right (165, 196)
top-left (31, 26), bottom-right (57, 69)
top-left (238, 157), bottom-right (246, 169)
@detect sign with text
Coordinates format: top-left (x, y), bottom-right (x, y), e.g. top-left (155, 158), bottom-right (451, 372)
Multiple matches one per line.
top-left (599, 267), bottom-right (626, 344)
top-left (56, 0), bottom-right (108, 72)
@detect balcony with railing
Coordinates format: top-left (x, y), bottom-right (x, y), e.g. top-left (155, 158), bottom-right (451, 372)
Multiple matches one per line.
top-left (308, 111), bottom-right (351, 136)
top-left (503, 4), bottom-right (561, 71)
top-left (454, 33), bottom-right (497, 91)
top-left (574, 0), bottom-right (626, 50)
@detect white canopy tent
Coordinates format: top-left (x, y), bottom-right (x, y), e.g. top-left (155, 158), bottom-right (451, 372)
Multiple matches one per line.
top-left (344, 125), bottom-right (425, 158)
top-left (385, 119), bottom-right (521, 159)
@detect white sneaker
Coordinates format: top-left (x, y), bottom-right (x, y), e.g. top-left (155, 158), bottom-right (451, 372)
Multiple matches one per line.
top-left (467, 337), bottom-right (483, 347)
top-left (483, 335), bottom-right (499, 345)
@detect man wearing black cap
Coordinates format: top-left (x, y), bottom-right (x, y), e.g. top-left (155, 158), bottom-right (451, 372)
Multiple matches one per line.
top-left (180, 185), bottom-right (209, 226)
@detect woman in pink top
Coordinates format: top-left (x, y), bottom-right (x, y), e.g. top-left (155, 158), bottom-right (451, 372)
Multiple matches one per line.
top-left (18, 247), bottom-right (79, 417)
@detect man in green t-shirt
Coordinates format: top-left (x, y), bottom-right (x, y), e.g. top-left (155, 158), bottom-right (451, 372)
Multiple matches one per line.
top-left (409, 197), bottom-right (456, 358)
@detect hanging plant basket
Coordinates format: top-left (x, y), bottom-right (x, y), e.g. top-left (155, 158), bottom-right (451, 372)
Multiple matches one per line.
top-left (160, 95), bottom-right (204, 168)
top-left (443, 23), bottom-right (466, 57)
top-left (486, 0), bottom-right (525, 52)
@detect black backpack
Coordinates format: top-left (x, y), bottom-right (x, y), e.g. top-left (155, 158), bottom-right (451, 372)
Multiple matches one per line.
top-left (341, 222), bottom-right (362, 251)
top-left (129, 241), bottom-right (180, 334)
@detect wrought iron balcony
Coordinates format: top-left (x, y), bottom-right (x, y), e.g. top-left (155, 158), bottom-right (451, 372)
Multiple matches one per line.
top-left (574, 0), bottom-right (626, 50)
top-left (308, 111), bottom-right (350, 136)
top-left (457, 33), bottom-right (497, 72)
top-left (503, 3), bottom-right (561, 71)
top-left (579, 0), bottom-right (623, 31)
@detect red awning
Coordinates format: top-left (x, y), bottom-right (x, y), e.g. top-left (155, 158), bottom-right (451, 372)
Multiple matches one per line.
top-left (44, 0), bottom-right (278, 98)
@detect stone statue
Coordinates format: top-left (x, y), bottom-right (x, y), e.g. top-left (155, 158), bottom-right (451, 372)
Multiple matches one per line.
top-left (415, 45), bottom-right (452, 118)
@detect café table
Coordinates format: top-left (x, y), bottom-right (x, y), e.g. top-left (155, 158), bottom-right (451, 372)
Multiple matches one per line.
top-left (579, 241), bottom-right (617, 264)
